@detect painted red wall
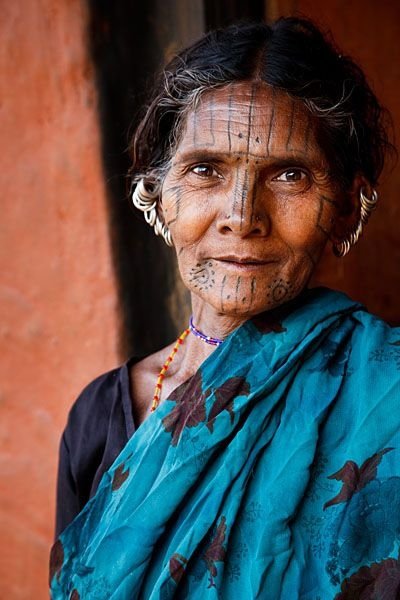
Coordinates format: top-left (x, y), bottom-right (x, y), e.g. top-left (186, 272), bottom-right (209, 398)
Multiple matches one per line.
top-left (0, 2), bottom-right (119, 597)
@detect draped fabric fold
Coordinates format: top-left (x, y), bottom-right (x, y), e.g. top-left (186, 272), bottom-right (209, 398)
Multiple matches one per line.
top-left (50, 288), bottom-right (400, 599)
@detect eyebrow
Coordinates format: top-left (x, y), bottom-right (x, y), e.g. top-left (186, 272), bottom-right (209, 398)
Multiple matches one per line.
top-left (173, 149), bottom-right (322, 169)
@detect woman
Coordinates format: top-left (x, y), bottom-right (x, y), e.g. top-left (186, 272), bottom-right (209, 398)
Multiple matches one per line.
top-left (51, 17), bottom-right (400, 599)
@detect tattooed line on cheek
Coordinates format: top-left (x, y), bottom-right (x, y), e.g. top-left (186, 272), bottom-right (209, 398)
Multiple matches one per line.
top-left (305, 248), bottom-right (318, 267)
top-left (189, 260), bottom-right (216, 291)
top-left (163, 185), bottom-right (182, 226)
top-left (315, 194), bottom-right (338, 241)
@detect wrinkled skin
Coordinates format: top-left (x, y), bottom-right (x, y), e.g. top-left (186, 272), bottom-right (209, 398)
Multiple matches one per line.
top-left (131, 82), bottom-right (361, 422)
top-left (161, 82), bottom-right (358, 321)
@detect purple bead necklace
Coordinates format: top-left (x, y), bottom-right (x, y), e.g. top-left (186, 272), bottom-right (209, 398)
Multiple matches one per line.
top-left (189, 316), bottom-right (224, 347)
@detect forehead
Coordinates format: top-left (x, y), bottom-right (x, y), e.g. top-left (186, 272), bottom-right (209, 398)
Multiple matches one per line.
top-left (177, 82), bottom-right (321, 160)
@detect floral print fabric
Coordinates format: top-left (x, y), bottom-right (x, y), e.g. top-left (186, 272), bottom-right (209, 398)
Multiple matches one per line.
top-left (50, 288), bottom-right (400, 599)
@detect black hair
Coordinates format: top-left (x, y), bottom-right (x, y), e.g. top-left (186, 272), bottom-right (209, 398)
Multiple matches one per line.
top-left (130, 17), bottom-right (394, 191)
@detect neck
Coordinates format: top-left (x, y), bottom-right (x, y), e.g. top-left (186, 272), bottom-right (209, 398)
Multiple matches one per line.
top-left (190, 293), bottom-right (249, 340)
top-left (171, 294), bottom-right (249, 382)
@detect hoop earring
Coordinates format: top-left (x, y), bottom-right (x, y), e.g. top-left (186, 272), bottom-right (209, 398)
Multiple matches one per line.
top-left (333, 187), bottom-right (378, 258)
top-left (131, 179), bottom-right (173, 247)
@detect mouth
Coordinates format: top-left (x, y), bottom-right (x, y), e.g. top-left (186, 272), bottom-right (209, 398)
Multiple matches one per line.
top-left (214, 256), bottom-right (274, 270)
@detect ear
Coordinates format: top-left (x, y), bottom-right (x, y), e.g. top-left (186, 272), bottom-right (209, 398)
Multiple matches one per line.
top-left (331, 174), bottom-right (369, 242)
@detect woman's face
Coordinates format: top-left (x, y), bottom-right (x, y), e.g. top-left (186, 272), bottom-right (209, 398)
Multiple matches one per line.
top-left (161, 82), bottom-right (348, 317)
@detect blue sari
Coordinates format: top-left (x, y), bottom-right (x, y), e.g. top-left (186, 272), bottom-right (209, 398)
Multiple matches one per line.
top-left (50, 288), bottom-right (400, 599)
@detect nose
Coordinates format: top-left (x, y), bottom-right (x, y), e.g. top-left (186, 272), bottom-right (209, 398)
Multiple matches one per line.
top-left (216, 169), bottom-right (271, 237)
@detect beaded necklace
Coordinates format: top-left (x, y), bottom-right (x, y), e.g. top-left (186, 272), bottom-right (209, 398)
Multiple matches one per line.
top-left (189, 316), bottom-right (224, 346)
top-left (151, 317), bottom-right (224, 412)
top-left (151, 328), bottom-right (190, 412)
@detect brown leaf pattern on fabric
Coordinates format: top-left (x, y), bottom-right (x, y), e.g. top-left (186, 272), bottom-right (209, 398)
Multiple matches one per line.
top-left (207, 377), bottom-right (250, 433)
top-left (324, 448), bottom-right (394, 510)
top-left (49, 539), bottom-right (64, 585)
top-left (252, 312), bottom-right (287, 334)
top-left (162, 371), bottom-right (210, 446)
top-left (203, 516), bottom-right (227, 588)
top-left (111, 462), bottom-right (130, 491)
top-left (70, 590), bottom-right (80, 600)
top-left (335, 557), bottom-right (400, 599)
top-left (169, 553), bottom-right (188, 585)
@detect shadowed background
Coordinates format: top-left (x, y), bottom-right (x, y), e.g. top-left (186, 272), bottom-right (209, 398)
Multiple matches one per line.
top-left (1, 0), bottom-right (399, 597)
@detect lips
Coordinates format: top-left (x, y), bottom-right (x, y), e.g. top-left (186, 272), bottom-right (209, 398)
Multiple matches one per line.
top-left (213, 256), bottom-right (275, 271)
top-left (215, 255), bottom-right (271, 264)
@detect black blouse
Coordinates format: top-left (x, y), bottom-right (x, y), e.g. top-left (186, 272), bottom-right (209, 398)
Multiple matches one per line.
top-left (55, 358), bottom-right (138, 538)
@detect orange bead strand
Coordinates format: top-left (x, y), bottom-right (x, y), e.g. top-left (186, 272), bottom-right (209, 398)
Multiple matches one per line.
top-left (150, 328), bottom-right (190, 412)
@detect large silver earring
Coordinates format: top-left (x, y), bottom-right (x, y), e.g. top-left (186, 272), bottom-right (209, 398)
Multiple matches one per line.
top-left (131, 179), bottom-right (173, 247)
top-left (333, 187), bottom-right (378, 258)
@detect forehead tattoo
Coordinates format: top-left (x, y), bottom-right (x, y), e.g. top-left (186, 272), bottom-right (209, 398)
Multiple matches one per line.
top-left (186, 83), bottom-right (316, 161)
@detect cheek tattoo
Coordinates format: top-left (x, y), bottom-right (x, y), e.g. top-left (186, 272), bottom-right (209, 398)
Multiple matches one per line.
top-left (189, 260), bottom-right (216, 291)
top-left (268, 278), bottom-right (294, 303)
top-left (163, 185), bottom-right (182, 226)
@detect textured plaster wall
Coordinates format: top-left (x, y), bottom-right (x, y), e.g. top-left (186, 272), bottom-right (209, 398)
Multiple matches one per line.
top-left (0, 2), bottom-right (119, 598)
top-left (268, 0), bottom-right (400, 322)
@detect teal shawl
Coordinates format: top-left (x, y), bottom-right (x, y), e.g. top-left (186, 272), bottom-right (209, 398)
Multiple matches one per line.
top-left (50, 289), bottom-right (400, 599)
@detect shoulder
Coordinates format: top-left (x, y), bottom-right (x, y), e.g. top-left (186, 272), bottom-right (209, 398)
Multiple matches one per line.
top-left (67, 365), bottom-right (126, 430)
top-left (56, 364), bottom-right (133, 535)
top-left (63, 363), bottom-right (134, 466)
top-left (352, 307), bottom-right (400, 347)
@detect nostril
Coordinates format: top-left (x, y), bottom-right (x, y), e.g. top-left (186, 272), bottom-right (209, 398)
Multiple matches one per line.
top-left (221, 225), bottom-right (232, 233)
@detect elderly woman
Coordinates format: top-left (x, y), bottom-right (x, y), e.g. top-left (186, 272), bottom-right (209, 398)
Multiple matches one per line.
top-left (50, 17), bottom-right (400, 599)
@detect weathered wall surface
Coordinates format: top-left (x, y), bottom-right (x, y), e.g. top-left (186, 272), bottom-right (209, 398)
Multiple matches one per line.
top-left (268, 0), bottom-right (400, 322)
top-left (0, 2), bottom-right (119, 597)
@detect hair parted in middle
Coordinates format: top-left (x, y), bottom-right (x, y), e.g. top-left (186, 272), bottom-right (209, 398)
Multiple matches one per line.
top-left (129, 17), bottom-right (392, 198)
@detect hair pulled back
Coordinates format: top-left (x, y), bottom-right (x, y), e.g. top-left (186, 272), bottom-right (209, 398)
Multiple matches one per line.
top-left (130, 17), bottom-right (393, 191)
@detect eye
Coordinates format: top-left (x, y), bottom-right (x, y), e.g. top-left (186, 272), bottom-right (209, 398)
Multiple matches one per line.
top-left (191, 164), bottom-right (219, 178)
top-left (273, 169), bottom-right (307, 182)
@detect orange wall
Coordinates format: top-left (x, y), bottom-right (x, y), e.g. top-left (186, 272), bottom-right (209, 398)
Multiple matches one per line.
top-left (268, 0), bottom-right (400, 322)
top-left (0, 2), bottom-right (119, 598)
top-left (1, 2), bottom-right (399, 599)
